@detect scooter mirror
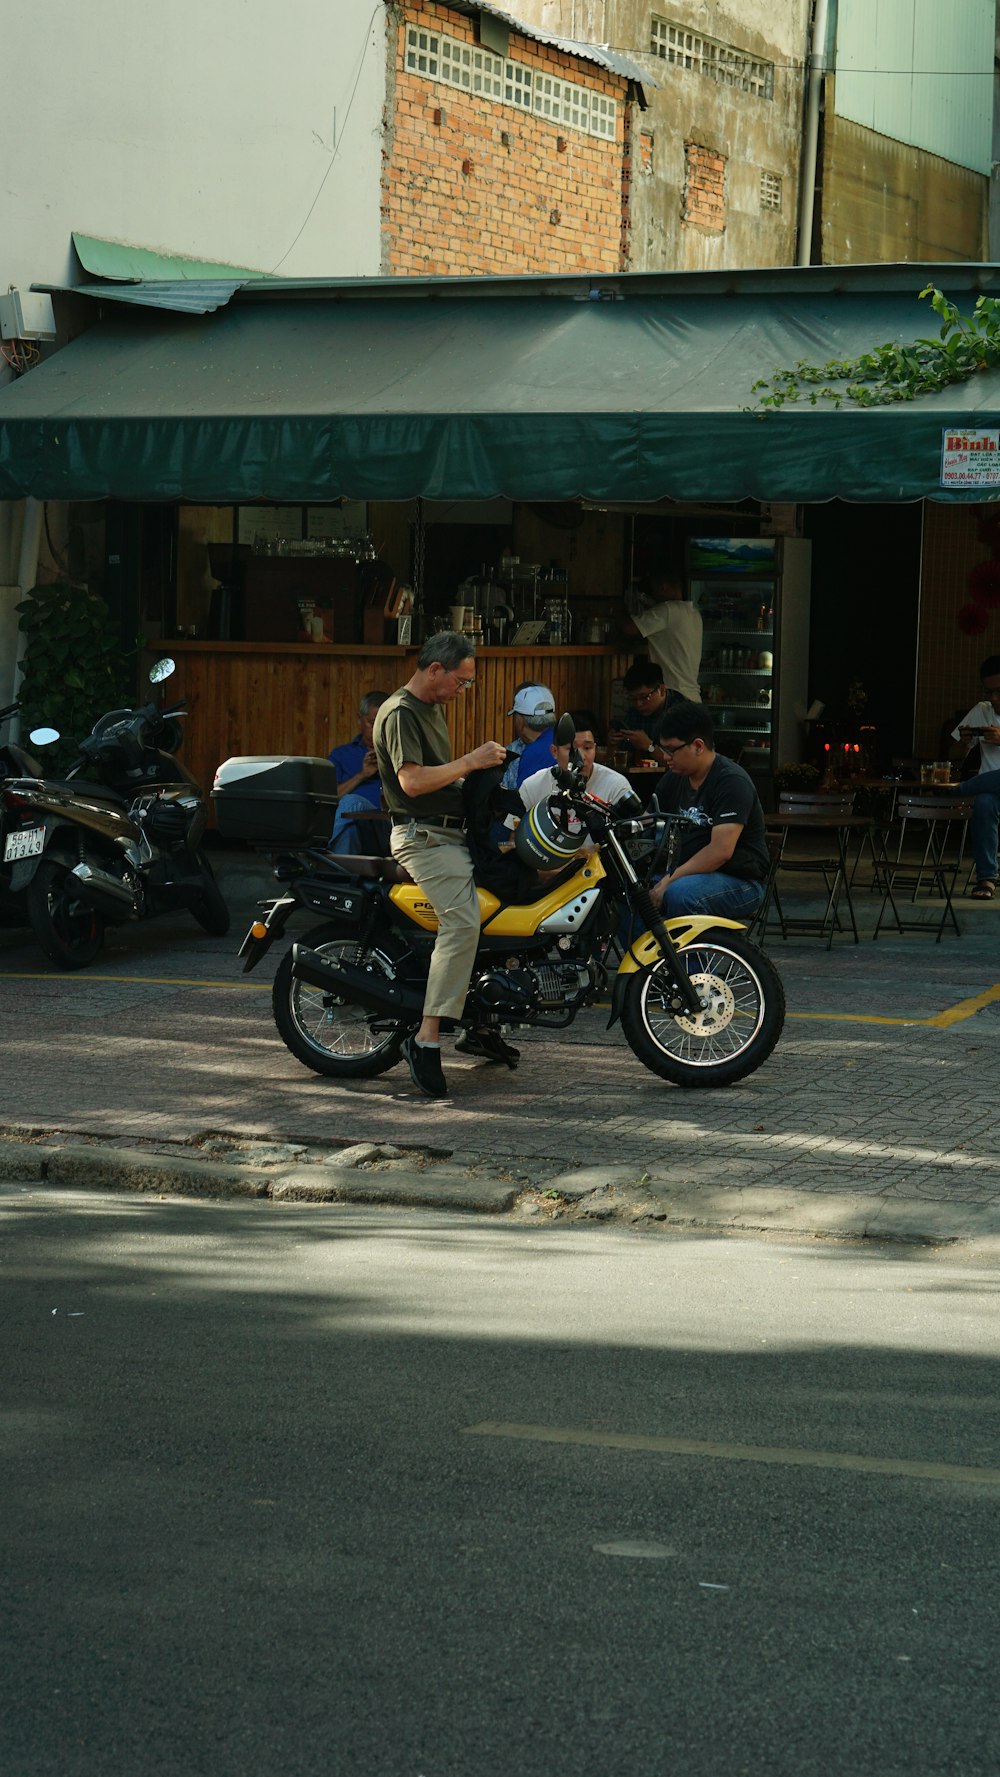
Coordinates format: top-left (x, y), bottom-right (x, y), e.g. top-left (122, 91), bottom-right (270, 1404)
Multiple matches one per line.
top-left (28, 726), bottom-right (60, 746)
top-left (148, 658), bottom-right (176, 684)
top-left (554, 711), bottom-right (576, 746)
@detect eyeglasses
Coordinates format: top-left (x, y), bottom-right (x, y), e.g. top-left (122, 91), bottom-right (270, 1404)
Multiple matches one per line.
top-left (659, 740), bottom-right (694, 758)
top-left (453, 674), bottom-right (475, 690)
top-left (631, 687), bottom-right (662, 705)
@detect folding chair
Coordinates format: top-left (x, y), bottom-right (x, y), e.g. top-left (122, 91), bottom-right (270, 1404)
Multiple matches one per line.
top-left (872, 794), bottom-right (972, 941)
top-left (769, 792), bottom-right (857, 947)
top-left (745, 828), bottom-right (786, 946)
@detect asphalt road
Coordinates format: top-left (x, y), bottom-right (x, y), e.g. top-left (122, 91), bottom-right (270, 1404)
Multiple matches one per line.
top-left (3, 1187), bottom-right (1000, 1776)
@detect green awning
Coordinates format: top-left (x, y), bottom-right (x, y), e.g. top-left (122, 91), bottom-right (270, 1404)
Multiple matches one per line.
top-left (4, 265), bottom-right (1000, 504)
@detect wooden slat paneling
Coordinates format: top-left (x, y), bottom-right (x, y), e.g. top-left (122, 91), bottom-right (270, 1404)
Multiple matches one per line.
top-left (166, 642), bottom-right (629, 818)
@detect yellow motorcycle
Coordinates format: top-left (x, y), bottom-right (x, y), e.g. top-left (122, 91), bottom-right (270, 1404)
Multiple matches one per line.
top-left (231, 729), bottom-right (785, 1091)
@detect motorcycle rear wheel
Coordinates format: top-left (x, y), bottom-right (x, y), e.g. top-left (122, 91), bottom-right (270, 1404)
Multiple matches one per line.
top-left (189, 852), bottom-right (231, 937)
top-left (621, 931), bottom-right (784, 1088)
top-left (272, 922), bottom-right (407, 1078)
top-left (27, 858), bottom-right (106, 970)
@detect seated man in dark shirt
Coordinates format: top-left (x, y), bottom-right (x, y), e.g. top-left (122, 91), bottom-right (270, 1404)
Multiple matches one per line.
top-left (609, 660), bottom-right (685, 765)
top-left (648, 700), bottom-right (769, 921)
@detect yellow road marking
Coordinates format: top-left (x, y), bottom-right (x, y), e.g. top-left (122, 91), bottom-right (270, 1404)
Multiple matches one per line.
top-left (0, 971), bottom-right (267, 989)
top-left (2, 977), bottom-right (999, 1024)
top-left (463, 1420), bottom-right (1000, 1489)
top-left (927, 982), bottom-right (1000, 1027)
top-left (787, 1011), bottom-right (925, 1026)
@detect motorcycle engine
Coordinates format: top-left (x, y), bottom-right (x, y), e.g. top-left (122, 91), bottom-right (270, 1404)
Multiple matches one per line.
top-left (471, 951), bottom-right (594, 1020)
top-left (472, 964), bottom-right (538, 1017)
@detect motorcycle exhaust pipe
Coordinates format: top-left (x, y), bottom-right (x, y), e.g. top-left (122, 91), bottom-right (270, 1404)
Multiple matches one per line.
top-left (291, 945), bottom-right (424, 1019)
top-left (70, 861), bottom-right (137, 919)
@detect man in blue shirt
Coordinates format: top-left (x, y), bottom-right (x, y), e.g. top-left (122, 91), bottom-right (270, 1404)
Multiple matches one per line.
top-left (511, 685), bottom-right (557, 786)
top-left (329, 690), bottom-right (390, 854)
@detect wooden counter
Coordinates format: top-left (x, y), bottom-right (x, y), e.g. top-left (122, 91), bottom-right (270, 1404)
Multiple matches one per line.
top-left (165, 640), bottom-right (632, 809)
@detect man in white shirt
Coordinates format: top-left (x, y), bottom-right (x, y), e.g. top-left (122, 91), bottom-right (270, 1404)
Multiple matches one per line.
top-left (627, 573), bottom-right (703, 705)
top-left (516, 712), bottom-right (633, 854)
top-left (951, 653), bottom-right (1000, 897)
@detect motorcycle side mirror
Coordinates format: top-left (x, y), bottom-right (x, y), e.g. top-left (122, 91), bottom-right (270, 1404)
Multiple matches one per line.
top-left (28, 726), bottom-right (60, 746)
top-left (148, 658), bottom-right (176, 685)
top-left (554, 711), bottom-right (576, 746)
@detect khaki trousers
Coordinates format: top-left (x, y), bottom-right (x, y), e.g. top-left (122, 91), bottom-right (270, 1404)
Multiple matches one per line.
top-left (389, 824), bottom-right (482, 1021)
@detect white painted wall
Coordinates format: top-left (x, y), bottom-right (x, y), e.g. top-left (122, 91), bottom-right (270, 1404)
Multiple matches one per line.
top-left (0, 0), bottom-right (387, 293)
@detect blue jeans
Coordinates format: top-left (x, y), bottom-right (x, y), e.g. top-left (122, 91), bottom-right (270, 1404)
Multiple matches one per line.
top-left (330, 793), bottom-right (389, 856)
top-left (620, 871), bottom-right (764, 947)
top-left (955, 769), bottom-right (1000, 882)
top-left (658, 871), bottom-right (766, 920)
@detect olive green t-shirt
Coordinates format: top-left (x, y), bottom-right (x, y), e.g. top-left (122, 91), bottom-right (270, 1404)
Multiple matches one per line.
top-left (373, 687), bottom-right (463, 822)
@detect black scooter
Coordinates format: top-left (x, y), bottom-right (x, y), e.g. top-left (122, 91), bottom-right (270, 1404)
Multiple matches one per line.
top-left (0, 659), bottom-right (229, 968)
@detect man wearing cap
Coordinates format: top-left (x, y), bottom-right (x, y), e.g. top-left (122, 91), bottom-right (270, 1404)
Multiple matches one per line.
top-left (509, 685), bottom-right (558, 787)
top-left (500, 680), bottom-right (552, 791)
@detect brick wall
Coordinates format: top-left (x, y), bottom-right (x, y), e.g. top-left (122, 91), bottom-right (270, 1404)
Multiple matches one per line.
top-left (682, 142), bottom-right (727, 234)
top-left (383, 2), bottom-right (628, 275)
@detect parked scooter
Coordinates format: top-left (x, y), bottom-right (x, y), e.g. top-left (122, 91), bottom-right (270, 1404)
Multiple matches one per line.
top-left (0, 660), bottom-right (229, 968)
top-left (0, 704), bottom-right (60, 927)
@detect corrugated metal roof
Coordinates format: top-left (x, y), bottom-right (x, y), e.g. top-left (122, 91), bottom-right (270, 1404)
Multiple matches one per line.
top-left (36, 260), bottom-right (1000, 317)
top-left (72, 232), bottom-right (268, 284)
top-left (438, 0), bottom-right (655, 88)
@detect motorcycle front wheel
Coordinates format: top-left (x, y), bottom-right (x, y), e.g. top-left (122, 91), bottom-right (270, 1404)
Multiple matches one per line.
top-left (621, 931), bottom-right (784, 1088)
top-left (272, 921), bottom-right (408, 1079)
top-left (27, 858), bottom-right (105, 970)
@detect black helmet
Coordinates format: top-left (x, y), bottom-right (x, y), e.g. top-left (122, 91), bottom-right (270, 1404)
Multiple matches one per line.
top-left (514, 795), bottom-right (587, 870)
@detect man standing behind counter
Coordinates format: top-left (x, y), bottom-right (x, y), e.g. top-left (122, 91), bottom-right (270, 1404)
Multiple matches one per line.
top-left (373, 632), bottom-right (508, 1099)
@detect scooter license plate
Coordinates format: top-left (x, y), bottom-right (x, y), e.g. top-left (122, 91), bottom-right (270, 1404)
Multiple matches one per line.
top-left (3, 825), bottom-right (44, 862)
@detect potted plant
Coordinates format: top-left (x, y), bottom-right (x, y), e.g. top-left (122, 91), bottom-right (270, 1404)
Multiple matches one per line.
top-left (15, 581), bottom-right (132, 771)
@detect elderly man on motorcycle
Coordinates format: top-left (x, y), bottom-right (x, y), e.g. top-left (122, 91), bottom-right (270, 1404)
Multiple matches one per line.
top-left (373, 631), bottom-right (509, 1099)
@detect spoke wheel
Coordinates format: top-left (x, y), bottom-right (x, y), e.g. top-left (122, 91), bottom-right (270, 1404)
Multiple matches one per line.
top-left (271, 922), bottom-right (407, 1078)
top-left (621, 932), bottom-right (784, 1088)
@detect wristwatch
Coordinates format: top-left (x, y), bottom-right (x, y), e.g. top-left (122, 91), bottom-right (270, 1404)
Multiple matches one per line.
top-left (647, 743), bottom-right (658, 758)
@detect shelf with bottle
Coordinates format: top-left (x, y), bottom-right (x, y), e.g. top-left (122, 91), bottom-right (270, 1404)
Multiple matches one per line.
top-left (702, 625), bottom-right (773, 638)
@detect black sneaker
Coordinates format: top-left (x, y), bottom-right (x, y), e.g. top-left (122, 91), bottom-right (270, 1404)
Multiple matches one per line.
top-left (454, 1029), bottom-right (520, 1069)
top-left (401, 1035), bottom-right (448, 1098)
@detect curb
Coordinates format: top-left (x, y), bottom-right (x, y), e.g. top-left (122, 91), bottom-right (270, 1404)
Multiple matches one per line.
top-left (0, 1138), bottom-right (520, 1214)
top-left (3, 1136), bottom-right (1000, 1251)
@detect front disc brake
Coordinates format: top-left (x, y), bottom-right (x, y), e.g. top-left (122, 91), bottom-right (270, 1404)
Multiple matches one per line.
top-left (669, 970), bottom-right (735, 1036)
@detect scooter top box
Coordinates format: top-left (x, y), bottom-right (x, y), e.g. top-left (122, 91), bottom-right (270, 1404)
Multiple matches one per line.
top-left (212, 755), bottom-right (340, 844)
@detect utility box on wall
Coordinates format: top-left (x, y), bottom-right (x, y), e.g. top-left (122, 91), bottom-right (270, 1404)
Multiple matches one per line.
top-left (0, 291), bottom-right (56, 340)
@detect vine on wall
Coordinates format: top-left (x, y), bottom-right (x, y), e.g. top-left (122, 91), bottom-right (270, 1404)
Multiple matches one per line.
top-left (750, 285), bottom-right (1000, 410)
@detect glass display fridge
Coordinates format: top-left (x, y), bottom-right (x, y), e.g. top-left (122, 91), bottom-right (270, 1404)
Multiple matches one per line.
top-left (687, 535), bottom-right (811, 778)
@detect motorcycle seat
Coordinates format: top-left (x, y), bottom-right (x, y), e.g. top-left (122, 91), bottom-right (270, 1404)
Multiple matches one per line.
top-left (328, 853), bottom-right (414, 886)
top-left (62, 779), bottom-right (129, 808)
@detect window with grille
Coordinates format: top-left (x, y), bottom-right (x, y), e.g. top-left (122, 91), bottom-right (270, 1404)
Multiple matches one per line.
top-left (760, 170), bottom-right (782, 211)
top-left (405, 26), bottom-right (440, 78)
top-left (650, 17), bottom-right (774, 100)
top-left (404, 24), bottom-right (616, 139)
top-left (504, 60), bottom-right (533, 111)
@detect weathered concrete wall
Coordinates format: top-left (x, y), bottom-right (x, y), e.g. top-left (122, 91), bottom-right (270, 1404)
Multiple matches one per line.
top-left (511, 0), bottom-right (810, 269)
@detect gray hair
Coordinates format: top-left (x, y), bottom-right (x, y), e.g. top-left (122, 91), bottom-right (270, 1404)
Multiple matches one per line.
top-left (417, 630), bottom-right (476, 671)
top-left (359, 691), bottom-right (389, 718)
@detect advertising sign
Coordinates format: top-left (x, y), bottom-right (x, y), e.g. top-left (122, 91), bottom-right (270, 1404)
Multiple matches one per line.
top-left (940, 429), bottom-right (1000, 489)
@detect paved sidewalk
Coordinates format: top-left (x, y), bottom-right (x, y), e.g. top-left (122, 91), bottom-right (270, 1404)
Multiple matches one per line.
top-left (2, 840), bottom-right (999, 1246)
